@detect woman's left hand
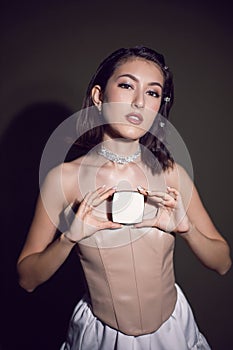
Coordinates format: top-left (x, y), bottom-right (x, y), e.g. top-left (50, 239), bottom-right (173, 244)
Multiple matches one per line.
top-left (135, 186), bottom-right (191, 233)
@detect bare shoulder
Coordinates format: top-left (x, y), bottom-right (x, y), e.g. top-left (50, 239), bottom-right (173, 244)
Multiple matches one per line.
top-left (47, 156), bottom-right (86, 181)
top-left (164, 162), bottom-right (193, 188)
top-left (41, 156), bottom-right (86, 205)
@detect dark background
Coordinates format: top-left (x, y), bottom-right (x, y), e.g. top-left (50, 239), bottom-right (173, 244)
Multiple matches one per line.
top-left (0, 1), bottom-right (232, 349)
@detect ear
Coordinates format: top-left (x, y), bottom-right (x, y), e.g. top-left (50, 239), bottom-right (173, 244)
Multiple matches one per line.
top-left (91, 85), bottom-right (103, 111)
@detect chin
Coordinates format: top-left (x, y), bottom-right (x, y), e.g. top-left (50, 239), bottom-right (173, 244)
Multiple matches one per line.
top-left (105, 124), bottom-right (147, 140)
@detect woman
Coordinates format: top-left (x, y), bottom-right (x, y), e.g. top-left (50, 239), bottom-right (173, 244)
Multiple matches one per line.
top-left (17, 46), bottom-right (231, 349)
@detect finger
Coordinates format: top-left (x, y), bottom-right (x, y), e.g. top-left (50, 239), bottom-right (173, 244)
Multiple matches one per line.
top-left (167, 186), bottom-right (178, 193)
top-left (167, 186), bottom-right (179, 197)
top-left (84, 186), bottom-right (107, 206)
top-left (97, 219), bottom-right (122, 230)
top-left (148, 194), bottom-right (170, 206)
top-left (147, 191), bottom-right (171, 199)
top-left (134, 218), bottom-right (157, 228)
top-left (92, 187), bottom-right (117, 207)
top-left (151, 193), bottom-right (177, 209)
top-left (78, 186), bottom-right (116, 220)
top-left (77, 191), bottom-right (95, 217)
top-left (137, 186), bottom-right (165, 199)
top-left (137, 186), bottom-right (148, 195)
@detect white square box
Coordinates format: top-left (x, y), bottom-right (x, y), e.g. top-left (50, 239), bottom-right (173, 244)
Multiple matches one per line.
top-left (112, 191), bottom-right (144, 224)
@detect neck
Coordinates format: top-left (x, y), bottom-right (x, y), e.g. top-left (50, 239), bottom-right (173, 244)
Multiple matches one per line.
top-left (102, 135), bottom-right (140, 156)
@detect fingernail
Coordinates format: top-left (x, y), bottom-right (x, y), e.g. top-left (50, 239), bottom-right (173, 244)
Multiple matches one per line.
top-left (111, 186), bottom-right (117, 190)
top-left (137, 185), bottom-right (144, 191)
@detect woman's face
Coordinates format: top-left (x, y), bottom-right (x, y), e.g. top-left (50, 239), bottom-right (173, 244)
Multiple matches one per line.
top-left (92, 58), bottom-right (164, 140)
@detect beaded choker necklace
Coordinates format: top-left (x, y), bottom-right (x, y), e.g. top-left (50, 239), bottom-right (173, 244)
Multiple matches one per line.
top-left (97, 145), bottom-right (141, 164)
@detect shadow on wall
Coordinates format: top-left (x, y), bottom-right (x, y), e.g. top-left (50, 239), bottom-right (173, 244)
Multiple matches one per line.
top-left (0, 103), bottom-right (86, 350)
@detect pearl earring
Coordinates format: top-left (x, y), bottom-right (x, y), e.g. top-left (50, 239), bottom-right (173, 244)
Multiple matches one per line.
top-left (159, 121), bottom-right (165, 128)
top-left (164, 97), bottom-right (170, 103)
top-left (98, 103), bottom-right (102, 113)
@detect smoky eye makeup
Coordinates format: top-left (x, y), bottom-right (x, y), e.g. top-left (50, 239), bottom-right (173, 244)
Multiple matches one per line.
top-left (118, 82), bottom-right (133, 89)
top-left (115, 74), bottom-right (163, 97)
top-left (147, 90), bottom-right (161, 98)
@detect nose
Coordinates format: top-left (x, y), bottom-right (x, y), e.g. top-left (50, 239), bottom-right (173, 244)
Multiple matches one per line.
top-left (131, 90), bottom-right (144, 109)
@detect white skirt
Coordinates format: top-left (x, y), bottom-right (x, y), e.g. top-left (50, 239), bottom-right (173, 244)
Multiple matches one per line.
top-left (60, 285), bottom-right (211, 350)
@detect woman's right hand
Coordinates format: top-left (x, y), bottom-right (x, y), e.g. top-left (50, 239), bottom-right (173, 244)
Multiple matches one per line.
top-left (64, 186), bottom-right (122, 243)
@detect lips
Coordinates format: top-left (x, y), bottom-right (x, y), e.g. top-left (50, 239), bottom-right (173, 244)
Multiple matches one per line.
top-left (125, 113), bottom-right (143, 125)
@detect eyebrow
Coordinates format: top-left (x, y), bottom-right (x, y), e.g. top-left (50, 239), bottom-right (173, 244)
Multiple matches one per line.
top-left (116, 73), bottom-right (163, 89)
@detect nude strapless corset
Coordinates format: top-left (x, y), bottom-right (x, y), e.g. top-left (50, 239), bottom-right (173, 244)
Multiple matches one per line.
top-left (77, 227), bottom-right (177, 336)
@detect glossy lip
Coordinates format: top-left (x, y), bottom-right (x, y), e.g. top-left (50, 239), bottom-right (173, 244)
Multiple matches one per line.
top-left (125, 112), bottom-right (144, 125)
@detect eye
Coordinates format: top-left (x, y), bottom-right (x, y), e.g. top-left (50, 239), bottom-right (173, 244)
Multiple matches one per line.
top-left (118, 83), bottom-right (133, 89)
top-left (147, 90), bottom-right (161, 98)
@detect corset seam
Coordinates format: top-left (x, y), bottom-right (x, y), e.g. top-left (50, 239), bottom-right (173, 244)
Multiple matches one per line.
top-left (94, 235), bottom-right (120, 330)
top-left (129, 227), bottom-right (143, 332)
top-left (160, 232), bottom-right (165, 323)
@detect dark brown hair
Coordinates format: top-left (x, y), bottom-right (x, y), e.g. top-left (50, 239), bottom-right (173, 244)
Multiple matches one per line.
top-left (75, 46), bottom-right (174, 174)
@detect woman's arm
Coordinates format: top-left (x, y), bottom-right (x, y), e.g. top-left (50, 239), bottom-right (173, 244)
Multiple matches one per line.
top-left (172, 164), bottom-right (232, 275)
top-left (17, 164), bottom-right (120, 292)
top-left (17, 165), bottom-right (76, 292)
top-left (137, 164), bottom-right (231, 275)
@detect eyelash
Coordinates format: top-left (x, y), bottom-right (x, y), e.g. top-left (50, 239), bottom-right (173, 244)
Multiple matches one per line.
top-left (147, 90), bottom-right (161, 98)
top-left (118, 83), bottom-right (161, 98)
top-left (118, 83), bottom-right (132, 89)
